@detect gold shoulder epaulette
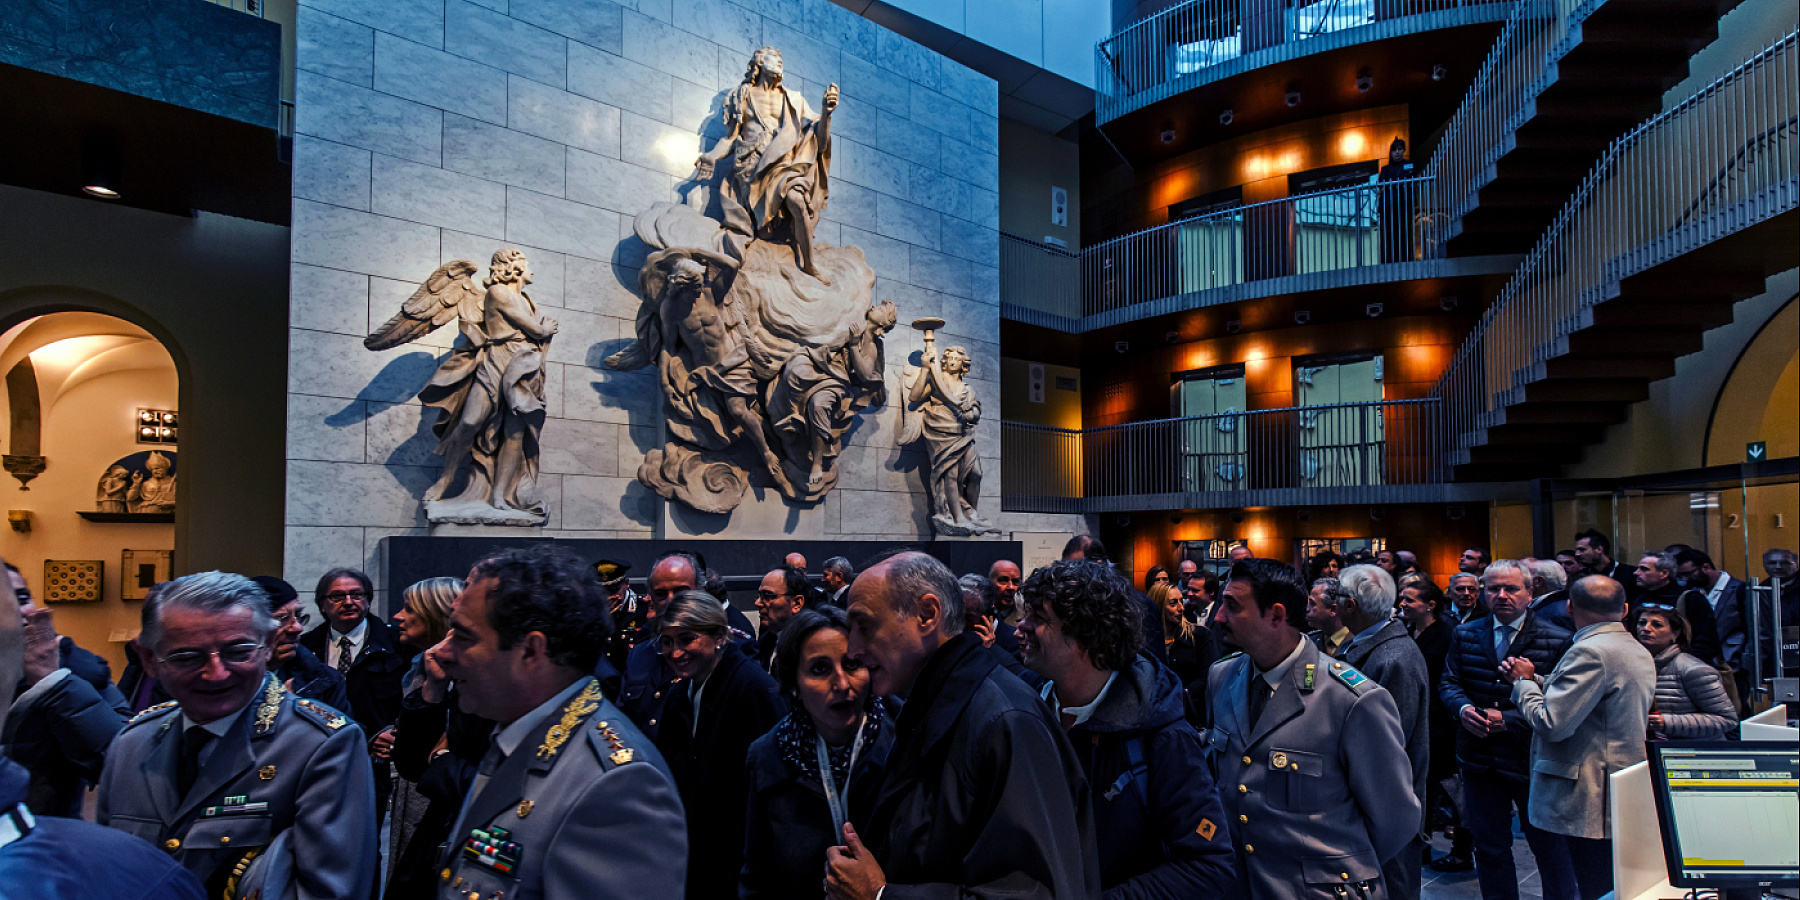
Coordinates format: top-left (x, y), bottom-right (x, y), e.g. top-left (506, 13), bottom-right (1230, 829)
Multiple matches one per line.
top-left (124, 700), bottom-right (180, 731)
top-left (292, 698), bottom-right (350, 732)
top-left (537, 680), bottom-right (605, 761)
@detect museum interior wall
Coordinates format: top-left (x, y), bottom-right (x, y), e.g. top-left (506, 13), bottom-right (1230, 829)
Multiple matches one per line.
top-left (0, 185), bottom-right (291, 664)
top-left (284, 0), bottom-right (1086, 607)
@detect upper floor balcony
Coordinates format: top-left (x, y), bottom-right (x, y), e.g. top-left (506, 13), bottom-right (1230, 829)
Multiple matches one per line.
top-left (1001, 175), bottom-right (1520, 331)
top-left (1096, 0), bottom-right (1514, 125)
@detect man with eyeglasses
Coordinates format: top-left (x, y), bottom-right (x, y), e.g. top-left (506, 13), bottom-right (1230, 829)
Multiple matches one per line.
top-left (98, 571), bottom-right (378, 899)
top-left (250, 576), bottom-right (348, 713)
top-left (753, 565), bottom-right (813, 672)
top-left (617, 551), bottom-right (755, 741)
top-left (299, 567), bottom-right (413, 827)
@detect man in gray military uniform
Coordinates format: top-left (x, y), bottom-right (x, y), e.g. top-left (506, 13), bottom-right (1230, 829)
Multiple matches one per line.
top-left (435, 545), bottom-right (686, 900)
top-left (1206, 558), bottom-right (1419, 900)
top-left (97, 571), bottom-right (378, 899)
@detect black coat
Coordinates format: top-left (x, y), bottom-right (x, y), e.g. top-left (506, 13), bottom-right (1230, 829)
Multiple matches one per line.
top-left (299, 619), bottom-right (416, 735)
top-left (1164, 623), bottom-right (1218, 725)
top-left (276, 644), bottom-right (351, 713)
top-left (1409, 617), bottom-right (1457, 783)
top-left (1530, 590), bottom-right (1575, 633)
top-left (863, 633), bottom-right (1098, 899)
top-left (387, 686), bottom-right (494, 900)
top-left (1, 638), bottom-right (129, 817)
top-left (739, 709), bottom-right (897, 900)
top-left (654, 647), bottom-right (787, 900)
top-left (1438, 613), bottom-right (1572, 781)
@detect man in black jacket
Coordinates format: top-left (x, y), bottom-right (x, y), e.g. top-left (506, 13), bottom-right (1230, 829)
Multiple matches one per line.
top-left (1574, 529), bottom-right (1636, 600)
top-left (299, 566), bottom-right (415, 821)
top-left (1632, 552), bottom-right (1720, 662)
top-left (250, 576), bottom-right (349, 712)
top-left (830, 551), bottom-right (1098, 899)
top-left (1437, 560), bottom-right (1577, 900)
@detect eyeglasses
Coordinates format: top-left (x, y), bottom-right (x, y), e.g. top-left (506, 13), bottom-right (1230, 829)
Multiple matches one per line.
top-left (156, 643), bottom-right (266, 672)
top-left (13, 587), bottom-right (31, 604)
top-left (323, 591), bottom-right (368, 603)
top-left (1637, 601), bottom-right (1677, 611)
top-left (274, 609), bottom-right (311, 628)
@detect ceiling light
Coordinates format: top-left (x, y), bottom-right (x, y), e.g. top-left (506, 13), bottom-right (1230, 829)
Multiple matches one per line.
top-left (1285, 90), bottom-right (1302, 107)
top-left (1219, 108), bottom-right (1234, 125)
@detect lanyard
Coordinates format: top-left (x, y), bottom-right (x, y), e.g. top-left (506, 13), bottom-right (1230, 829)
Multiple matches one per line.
top-left (815, 719), bottom-right (866, 842)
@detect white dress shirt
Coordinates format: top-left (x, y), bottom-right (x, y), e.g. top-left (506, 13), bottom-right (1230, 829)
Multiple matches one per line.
top-left (326, 618), bottom-right (370, 670)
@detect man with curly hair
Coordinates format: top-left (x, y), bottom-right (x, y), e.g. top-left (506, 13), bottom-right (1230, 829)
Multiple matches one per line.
top-left (1017, 560), bottom-right (1236, 898)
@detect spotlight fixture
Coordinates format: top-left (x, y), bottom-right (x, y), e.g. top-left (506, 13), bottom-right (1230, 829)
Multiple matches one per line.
top-left (1219, 108), bottom-right (1234, 126)
top-left (1285, 90), bottom-right (1302, 108)
top-left (1365, 302), bottom-right (1384, 318)
top-left (81, 136), bottom-right (121, 200)
top-left (1114, 340), bottom-right (1130, 354)
top-left (1160, 122), bottom-right (1176, 145)
top-left (137, 408), bottom-right (179, 444)
top-left (1116, 514), bottom-right (1132, 527)
top-left (1225, 319), bottom-right (1241, 334)
top-left (1294, 310), bottom-right (1311, 325)
top-left (1356, 68), bottom-right (1373, 93)
top-left (1439, 295), bottom-right (1459, 311)
top-left (1165, 331), bottom-right (1181, 344)
top-left (1369, 506), bottom-right (1385, 521)
top-left (1431, 64), bottom-right (1447, 82)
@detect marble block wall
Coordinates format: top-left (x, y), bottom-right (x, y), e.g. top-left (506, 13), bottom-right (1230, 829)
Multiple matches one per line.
top-left (283, 0), bottom-right (1085, 603)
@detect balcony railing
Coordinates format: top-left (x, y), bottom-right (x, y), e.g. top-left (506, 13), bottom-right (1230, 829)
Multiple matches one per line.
top-left (1000, 176), bottom-right (1440, 326)
top-left (1002, 399), bottom-right (1444, 511)
top-left (1097, 0), bottom-right (1509, 123)
top-left (1434, 31), bottom-right (1799, 456)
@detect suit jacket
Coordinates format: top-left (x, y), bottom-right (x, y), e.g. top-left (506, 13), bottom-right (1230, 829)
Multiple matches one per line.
top-left (1530, 590), bottom-right (1575, 632)
top-left (438, 677), bottom-right (686, 900)
top-left (300, 619), bottom-right (415, 736)
top-left (1338, 620), bottom-right (1431, 900)
top-left (2, 757), bottom-right (205, 900)
top-left (97, 675), bottom-right (378, 900)
top-left (653, 649), bottom-right (786, 900)
top-left (1707, 575), bottom-right (1749, 665)
top-left (1512, 621), bottom-right (1655, 840)
top-left (1205, 640), bottom-right (1418, 900)
top-left (278, 644), bottom-right (351, 713)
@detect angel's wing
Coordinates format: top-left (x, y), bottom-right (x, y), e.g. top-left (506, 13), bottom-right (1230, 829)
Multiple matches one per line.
top-left (364, 260), bottom-right (482, 350)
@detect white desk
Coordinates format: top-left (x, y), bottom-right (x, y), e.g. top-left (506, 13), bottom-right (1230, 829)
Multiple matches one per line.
top-left (1741, 705), bottom-right (1799, 742)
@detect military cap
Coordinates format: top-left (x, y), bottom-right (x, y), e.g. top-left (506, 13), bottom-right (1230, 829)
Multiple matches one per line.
top-left (594, 559), bottom-right (632, 585)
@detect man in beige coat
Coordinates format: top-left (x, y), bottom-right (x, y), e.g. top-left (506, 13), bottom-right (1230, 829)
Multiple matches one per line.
top-left (1501, 576), bottom-right (1654, 900)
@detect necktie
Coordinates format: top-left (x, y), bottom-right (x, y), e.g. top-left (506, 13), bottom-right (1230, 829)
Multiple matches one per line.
top-left (177, 727), bottom-right (214, 797)
top-left (1495, 623), bottom-right (1513, 660)
top-left (1248, 677), bottom-right (1274, 729)
top-left (337, 636), bottom-right (355, 673)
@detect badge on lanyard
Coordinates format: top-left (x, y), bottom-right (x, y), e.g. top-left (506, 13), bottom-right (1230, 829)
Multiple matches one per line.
top-left (816, 723), bottom-right (867, 842)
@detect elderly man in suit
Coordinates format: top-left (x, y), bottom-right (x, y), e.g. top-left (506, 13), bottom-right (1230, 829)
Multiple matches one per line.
top-left (1336, 564), bottom-right (1432, 899)
top-left (97, 571), bottom-right (378, 899)
top-left (1525, 559), bottom-right (1574, 633)
top-left (434, 544), bottom-right (685, 900)
top-left (1502, 575), bottom-right (1655, 900)
top-left (1207, 558), bottom-right (1418, 900)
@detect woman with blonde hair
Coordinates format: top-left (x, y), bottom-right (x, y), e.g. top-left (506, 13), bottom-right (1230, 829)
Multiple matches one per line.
top-left (1153, 581), bottom-right (1215, 723)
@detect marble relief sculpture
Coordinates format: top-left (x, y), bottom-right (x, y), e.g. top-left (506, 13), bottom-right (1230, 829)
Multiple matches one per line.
top-left (95, 464), bottom-right (131, 513)
top-left (367, 249), bottom-right (556, 526)
top-left (127, 451), bottom-right (178, 514)
top-left (607, 46), bottom-right (896, 515)
top-left (901, 322), bottom-right (1000, 537)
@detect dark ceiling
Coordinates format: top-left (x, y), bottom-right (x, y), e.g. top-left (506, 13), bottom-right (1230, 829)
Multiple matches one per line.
top-left (0, 62), bottom-right (291, 226)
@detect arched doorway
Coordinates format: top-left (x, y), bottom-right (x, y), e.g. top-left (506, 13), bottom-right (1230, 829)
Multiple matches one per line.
top-left (0, 311), bottom-right (178, 674)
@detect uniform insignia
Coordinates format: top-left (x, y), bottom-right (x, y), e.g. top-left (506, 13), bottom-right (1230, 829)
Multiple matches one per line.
top-left (259, 765), bottom-right (277, 781)
top-left (1303, 664), bottom-right (1315, 689)
top-left (516, 800), bottom-right (533, 818)
top-left (610, 748), bottom-right (636, 766)
top-left (125, 700), bottom-right (180, 731)
top-left (1271, 751), bottom-right (1288, 769)
top-left (1196, 818), bottom-right (1217, 840)
top-left (538, 680), bottom-right (605, 760)
top-left (253, 678), bottom-right (287, 736)
top-left (294, 699), bottom-right (349, 731)
top-left (595, 719), bottom-right (641, 766)
top-left (462, 826), bottom-right (522, 875)
top-left (1331, 664), bottom-right (1368, 689)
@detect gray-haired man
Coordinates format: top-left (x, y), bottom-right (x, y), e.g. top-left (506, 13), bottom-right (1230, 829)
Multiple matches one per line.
top-left (98, 571), bottom-right (378, 899)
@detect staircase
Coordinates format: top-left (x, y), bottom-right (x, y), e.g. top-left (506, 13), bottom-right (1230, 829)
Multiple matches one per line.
top-left (1436, 32), bottom-right (1800, 482)
top-left (1431, 0), bottom-right (1751, 257)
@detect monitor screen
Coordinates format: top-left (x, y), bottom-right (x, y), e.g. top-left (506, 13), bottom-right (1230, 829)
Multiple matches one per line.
top-left (1649, 741), bottom-right (1800, 888)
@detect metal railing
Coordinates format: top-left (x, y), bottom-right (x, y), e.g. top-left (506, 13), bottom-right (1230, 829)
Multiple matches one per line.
top-left (1097, 0), bottom-right (1507, 123)
top-left (999, 233), bottom-right (1082, 324)
top-left (1079, 175), bottom-right (1437, 317)
top-left (1433, 31), bottom-right (1799, 455)
top-left (1002, 399), bottom-right (1444, 510)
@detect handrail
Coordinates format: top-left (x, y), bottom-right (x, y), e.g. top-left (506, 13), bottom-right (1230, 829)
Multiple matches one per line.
top-left (1002, 399), bottom-right (1444, 509)
top-left (1430, 31), bottom-right (1799, 454)
top-left (1096, 0), bottom-right (1509, 123)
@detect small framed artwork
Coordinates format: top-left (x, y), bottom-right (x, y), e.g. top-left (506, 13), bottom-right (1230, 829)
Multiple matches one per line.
top-left (121, 550), bottom-right (172, 600)
top-left (43, 560), bottom-right (104, 603)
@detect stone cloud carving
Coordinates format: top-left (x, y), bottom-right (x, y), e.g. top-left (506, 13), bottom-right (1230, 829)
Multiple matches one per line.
top-left (366, 249), bottom-right (557, 526)
top-left (607, 46), bottom-right (897, 515)
top-left (901, 320), bottom-right (999, 537)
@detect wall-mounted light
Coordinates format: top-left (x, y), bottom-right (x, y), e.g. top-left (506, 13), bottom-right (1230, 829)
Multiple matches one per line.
top-left (1356, 68), bottom-right (1373, 93)
top-left (137, 408), bottom-right (179, 444)
top-left (1225, 320), bottom-right (1241, 334)
top-left (1164, 331), bottom-right (1181, 344)
top-left (1294, 310), bottom-right (1311, 325)
top-left (1219, 108), bottom-right (1234, 126)
top-left (1114, 340), bottom-right (1130, 354)
top-left (1285, 89), bottom-right (1302, 108)
top-left (1431, 64), bottom-right (1447, 82)
top-left (7, 510), bottom-right (31, 533)
top-left (81, 136), bottom-right (121, 200)
top-left (1440, 296), bottom-right (1459, 311)
top-left (1160, 121), bottom-right (1176, 145)
top-left (1365, 303), bottom-right (1384, 318)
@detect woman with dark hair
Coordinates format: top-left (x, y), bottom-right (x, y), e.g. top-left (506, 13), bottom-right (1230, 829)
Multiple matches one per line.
top-left (1637, 608), bottom-right (1736, 741)
top-left (654, 592), bottom-right (786, 900)
top-left (1305, 550), bottom-right (1344, 585)
top-left (740, 607), bottom-right (895, 899)
top-left (1142, 565), bottom-right (1171, 593)
top-left (1153, 582), bottom-right (1215, 723)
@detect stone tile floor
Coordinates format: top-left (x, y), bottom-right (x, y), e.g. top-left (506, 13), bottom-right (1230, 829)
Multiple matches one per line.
top-left (1423, 824), bottom-right (1545, 900)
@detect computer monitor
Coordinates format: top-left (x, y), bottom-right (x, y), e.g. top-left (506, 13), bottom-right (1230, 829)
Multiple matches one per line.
top-left (1648, 741), bottom-right (1799, 889)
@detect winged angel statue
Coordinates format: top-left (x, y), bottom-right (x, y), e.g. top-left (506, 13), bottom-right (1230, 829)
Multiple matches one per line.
top-left (365, 248), bottom-right (558, 525)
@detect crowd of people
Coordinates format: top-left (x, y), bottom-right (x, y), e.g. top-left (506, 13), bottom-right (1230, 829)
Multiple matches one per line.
top-left (0, 533), bottom-right (1794, 900)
